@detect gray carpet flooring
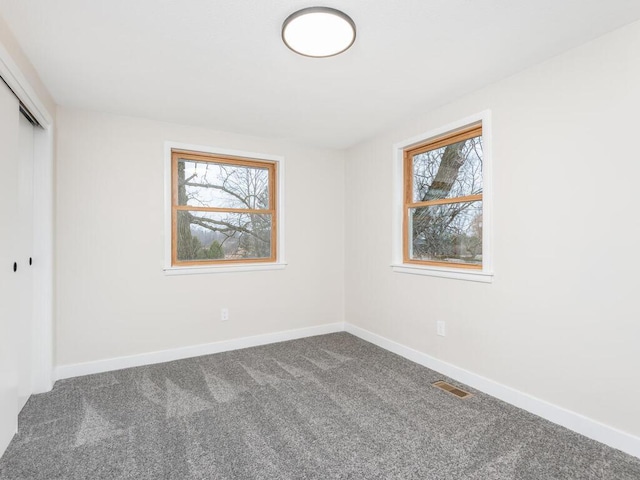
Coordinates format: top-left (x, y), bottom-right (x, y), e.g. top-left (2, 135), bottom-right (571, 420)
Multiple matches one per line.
top-left (0, 332), bottom-right (639, 479)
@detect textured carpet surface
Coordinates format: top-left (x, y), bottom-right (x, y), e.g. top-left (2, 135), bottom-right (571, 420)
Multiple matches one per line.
top-left (0, 332), bottom-right (639, 479)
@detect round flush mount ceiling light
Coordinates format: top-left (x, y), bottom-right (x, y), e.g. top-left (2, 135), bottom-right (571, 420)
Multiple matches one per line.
top-left (282, 7), bottom-right (356, 58)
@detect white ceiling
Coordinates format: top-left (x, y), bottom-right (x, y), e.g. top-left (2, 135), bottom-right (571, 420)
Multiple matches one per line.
top-left (2, 0), bottom-right (640, 149)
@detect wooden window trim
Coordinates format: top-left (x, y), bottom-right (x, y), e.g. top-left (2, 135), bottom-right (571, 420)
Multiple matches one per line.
top-left (406, 123), bottom-right (482, 157)
top-left (171, 149), bottom-right (277, 266)
top-left (403, 124), bottom-right (483, 270)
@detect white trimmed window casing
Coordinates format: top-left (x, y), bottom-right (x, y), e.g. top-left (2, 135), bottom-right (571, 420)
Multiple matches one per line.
top-left (391, 111), bottom-right (493, 283)
top-left (164, 142), bottom-right (286, 275)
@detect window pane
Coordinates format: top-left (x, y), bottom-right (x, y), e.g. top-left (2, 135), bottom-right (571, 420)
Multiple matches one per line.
top-left (409, 201), bottom-right (482, 265)
top-left (176, 210), bottom-right (272, 261)
top-left (176, 159), bottom-right (270, 209)
top-left (412, 136), bottom-right (483, 202)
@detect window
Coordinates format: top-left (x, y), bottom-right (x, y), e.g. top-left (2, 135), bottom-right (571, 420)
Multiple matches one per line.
top-left (393, 112), bottom-right (492, 282)
top-left (167, 146), bottom-right (282, 271)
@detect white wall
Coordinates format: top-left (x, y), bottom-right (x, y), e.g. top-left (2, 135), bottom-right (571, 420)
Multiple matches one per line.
top-left (56, 108), bottom-right (345, 366)
top-left (0, 15), bottom-right (55, 116)
top-left (345, 20), bottom-right (640, 437)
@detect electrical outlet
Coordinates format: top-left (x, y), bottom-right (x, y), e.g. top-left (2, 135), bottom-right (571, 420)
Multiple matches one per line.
top-left (221, 308), bottom-right (229, 321)
top-left (437, 321), bottom-right (446, 337)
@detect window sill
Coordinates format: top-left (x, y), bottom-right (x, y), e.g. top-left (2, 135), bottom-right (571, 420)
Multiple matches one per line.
top-left (164, 262), bottom-right (288, 276)
top-left (391, 264), bottom-right (493, 283)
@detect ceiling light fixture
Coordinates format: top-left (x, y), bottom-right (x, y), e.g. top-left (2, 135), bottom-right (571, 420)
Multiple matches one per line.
top-left (282, 7), bottom-right (356, 58)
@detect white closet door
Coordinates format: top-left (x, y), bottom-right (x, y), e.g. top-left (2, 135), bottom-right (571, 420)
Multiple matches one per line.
top-left (0, 82), bottom-right (21, 453)
top-left (17, 113), bottom-right (35, 411)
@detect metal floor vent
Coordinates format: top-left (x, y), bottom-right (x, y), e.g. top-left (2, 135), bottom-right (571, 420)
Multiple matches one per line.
top-left (432, 381), bottom-right (473, 399)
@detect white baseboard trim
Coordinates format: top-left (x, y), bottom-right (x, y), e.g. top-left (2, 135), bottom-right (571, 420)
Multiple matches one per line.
top-left (53, 320), bottom-right (639, 459)
top-left (54, 322), bottom-right (345, 381)
top-left (344, 322), bottom-right (640, 459)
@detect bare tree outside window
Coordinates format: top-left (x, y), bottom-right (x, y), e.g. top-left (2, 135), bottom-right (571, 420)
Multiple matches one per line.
top-left (404, 125), bottom-right (483, 268)
top-left (171, 151), bottom-right (276, 265)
